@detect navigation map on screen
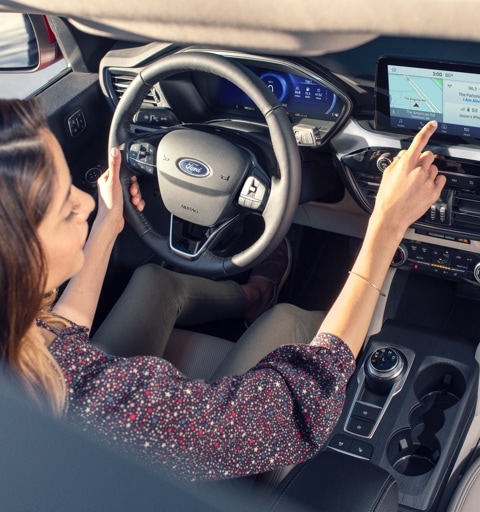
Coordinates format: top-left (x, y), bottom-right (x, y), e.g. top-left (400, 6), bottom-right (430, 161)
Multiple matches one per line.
top-left (387, 63), bottom-right (480, 138)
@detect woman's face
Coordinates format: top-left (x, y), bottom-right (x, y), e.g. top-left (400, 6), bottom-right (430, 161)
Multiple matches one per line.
top-left (37, 130), bottom-right (95, 292)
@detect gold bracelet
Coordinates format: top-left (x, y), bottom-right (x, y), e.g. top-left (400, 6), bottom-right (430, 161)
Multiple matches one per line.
top-left (348, 271), bottom-right (386, 297)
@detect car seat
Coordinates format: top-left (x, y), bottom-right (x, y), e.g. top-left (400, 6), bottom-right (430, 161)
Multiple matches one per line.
top-left (446, 456), bottom-right (480, 512)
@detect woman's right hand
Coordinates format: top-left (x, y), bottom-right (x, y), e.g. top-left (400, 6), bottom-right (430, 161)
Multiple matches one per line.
top-left (371, 120), bottom-right (446, 240)
top-left (129, 175), bottom-right (146, 212)
top-left (317, 121), bottom-right (447, 357)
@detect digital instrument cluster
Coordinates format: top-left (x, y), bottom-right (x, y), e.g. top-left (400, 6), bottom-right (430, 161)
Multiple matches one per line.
top-left (217, 65), bottom-right (345, 122)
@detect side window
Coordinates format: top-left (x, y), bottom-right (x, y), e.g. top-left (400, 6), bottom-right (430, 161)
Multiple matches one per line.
top-left (0, 13), bottom-right (68, 99)
top-left (0, 13), bottom-right (38, 69)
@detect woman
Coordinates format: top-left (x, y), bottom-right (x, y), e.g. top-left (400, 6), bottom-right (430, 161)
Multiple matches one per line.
top-left (0, 97), bottom-right (445, 481)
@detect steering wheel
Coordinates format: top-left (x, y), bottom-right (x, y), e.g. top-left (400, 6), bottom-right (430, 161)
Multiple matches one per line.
top-left (109, 51), bottom-right (301, 278)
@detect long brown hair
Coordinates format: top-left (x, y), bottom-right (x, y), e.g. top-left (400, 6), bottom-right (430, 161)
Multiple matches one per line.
top-left (0, 98), bottom-right (66, 415)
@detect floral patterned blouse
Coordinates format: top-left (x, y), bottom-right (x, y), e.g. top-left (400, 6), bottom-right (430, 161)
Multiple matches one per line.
top-left (44, 320), bottom-right (355, 481)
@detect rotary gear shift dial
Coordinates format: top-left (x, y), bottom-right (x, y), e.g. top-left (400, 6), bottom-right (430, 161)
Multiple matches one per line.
top-left (365, 347), bottom-right (405, 395)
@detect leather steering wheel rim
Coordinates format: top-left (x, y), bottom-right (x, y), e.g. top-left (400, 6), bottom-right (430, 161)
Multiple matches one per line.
top-left (109, 51), bottom-right (301, 278)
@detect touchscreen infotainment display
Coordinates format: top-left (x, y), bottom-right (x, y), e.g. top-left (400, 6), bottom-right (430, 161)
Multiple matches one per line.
top-left (375, 57), bottom-right (480, 141)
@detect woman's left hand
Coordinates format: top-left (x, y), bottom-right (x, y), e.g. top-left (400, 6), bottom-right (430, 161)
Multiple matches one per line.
top-left (95, 147), bottom-right (125, 235)
top-left (53, 148), bottom-right (125, 328)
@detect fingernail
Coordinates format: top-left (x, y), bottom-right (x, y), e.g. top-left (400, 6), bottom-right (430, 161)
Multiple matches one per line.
top-left (429, 121), bottom-right (438, 129)
top-left (111, 147), bottom-right (119, 157)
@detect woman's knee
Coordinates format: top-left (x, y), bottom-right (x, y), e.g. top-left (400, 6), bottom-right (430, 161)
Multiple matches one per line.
top-left (129, 264), bottom-right (179, 298)
top-left (131, 263), bottom-right (168, 285)
top-left (268, 303), bottom-right (305, 320)
top-left (260, 303), bottom-right (313, 327)
top-left (255, 303), bottom-right (324, 344)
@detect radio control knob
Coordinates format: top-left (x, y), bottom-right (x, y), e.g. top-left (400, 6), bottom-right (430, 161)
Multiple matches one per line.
top-left (474, 262), bottom-right (480, 283)
top-left (391, 244), bottom-right (408, 267)
top-left (376, 153), bottom-right (393, 172)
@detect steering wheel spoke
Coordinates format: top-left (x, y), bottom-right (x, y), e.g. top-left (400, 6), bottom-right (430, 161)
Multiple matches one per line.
top-left (170, 214), bottom-right (240, 260)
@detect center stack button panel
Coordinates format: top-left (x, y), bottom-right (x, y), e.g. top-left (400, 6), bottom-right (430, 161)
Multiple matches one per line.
top-left (392, 239), bottom-right (480, 282)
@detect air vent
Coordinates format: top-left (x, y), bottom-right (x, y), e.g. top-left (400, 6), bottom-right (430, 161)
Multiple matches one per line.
top-left (454, 193), bottom-right (480, 228)
top-left (110, 73), bottom-right (159, 106)
top-left (355, 176), bottom-right (379, 203)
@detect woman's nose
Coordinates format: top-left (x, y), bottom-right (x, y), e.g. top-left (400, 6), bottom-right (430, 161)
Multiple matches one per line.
top-left (75, 186), bottom-right (96, 219)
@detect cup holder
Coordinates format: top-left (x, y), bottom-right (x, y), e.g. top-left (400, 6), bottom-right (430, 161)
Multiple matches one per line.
top-left (388, 427), bottom-right (440, 476)
top-left (387, 363), bottom-right (466, 476)
top-left (414, 363), bottom-right (466, 411)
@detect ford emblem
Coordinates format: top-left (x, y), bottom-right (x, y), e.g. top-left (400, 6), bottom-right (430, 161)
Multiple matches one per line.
top-left (178, 158), bottom-right (211, 178)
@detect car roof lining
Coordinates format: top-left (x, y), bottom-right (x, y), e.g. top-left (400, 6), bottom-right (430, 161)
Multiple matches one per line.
top-left (1, 0), bottom-right (480, 55)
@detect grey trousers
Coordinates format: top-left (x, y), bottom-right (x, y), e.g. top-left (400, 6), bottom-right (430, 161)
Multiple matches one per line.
top-left (92, 263), bottom-right (325, 377)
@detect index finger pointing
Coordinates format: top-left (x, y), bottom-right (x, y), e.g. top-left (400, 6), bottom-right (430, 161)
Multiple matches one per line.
top-left (405, 121), bottom-right (438, 162)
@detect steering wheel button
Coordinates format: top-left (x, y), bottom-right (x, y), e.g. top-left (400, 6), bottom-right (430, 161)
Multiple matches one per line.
top-left (301, 132), bottom-right (314, 145)
top-left (128, 143), bottom-right (140, 161)
top-left (253, 181), bottom-right (266, 201)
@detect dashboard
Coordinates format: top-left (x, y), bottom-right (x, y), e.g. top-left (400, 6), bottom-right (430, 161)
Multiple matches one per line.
top-left (101, 48), bottom-right (353, 147)
top-left (199, 55), bottom-right (352, 147)
top-left (99, 43), bottom-right (480, 290)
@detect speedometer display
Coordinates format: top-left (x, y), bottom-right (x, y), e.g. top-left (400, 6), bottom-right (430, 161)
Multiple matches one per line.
top-left (260, 72), bottom-right (288, 102)
top-left (217, 66), bottom-right (343, 121)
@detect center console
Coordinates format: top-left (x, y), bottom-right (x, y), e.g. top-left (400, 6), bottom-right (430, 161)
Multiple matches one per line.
top-left (326, 55), bottom-right (480, 512)
top-left (325, 321), bottom-right (478, 511)
top-left (334, 151), bottom-right (480, 509)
